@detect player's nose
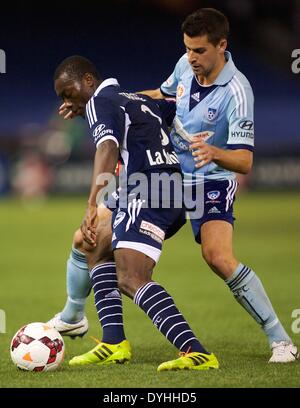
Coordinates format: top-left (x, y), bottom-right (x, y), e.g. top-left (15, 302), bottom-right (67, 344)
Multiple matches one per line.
top-left (188, 51), bottom-right (197, 64)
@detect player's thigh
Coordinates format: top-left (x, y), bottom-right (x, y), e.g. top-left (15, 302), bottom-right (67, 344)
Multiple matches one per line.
top-left (201, 220), bottom-right (234, 257)
top-left (114, 248), bottom-right (155, 298)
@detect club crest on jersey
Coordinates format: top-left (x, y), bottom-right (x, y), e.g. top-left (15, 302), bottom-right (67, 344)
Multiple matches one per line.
top-left (177, 84), bottom-right (185, 98)
top-left (207, 107), bottom-right (217, 121)
top-left (113, 211), bottom-right (126, 228)
top-left (207, 190), bottom-right (220, 200)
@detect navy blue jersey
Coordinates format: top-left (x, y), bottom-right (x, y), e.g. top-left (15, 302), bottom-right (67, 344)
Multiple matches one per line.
top-left (85, 78), bottom-right (180, 178)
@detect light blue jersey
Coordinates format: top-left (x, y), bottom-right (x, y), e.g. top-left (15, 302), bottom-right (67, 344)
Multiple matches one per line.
top-left (160, 51), bottom-right (254, 184)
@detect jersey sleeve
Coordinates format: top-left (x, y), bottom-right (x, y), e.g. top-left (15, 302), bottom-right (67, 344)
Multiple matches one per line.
top-left (155, 98), bottom-right (176, 126)
top-left (160, 54), bottom-right (188, 97)
top-left (226, 80), bottom-right (254, 151)
top-left (86, 96), bottom-right (125, 149)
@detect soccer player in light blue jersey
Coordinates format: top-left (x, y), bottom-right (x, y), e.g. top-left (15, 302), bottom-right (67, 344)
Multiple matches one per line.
top-left (141, 8), bottom-right (298, 364)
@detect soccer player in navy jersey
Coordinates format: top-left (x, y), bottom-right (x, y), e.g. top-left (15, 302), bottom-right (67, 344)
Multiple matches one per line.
top-left (53, 55), bottom-right (219, 371)
top-left (141, 7), bottom-right (298, 363)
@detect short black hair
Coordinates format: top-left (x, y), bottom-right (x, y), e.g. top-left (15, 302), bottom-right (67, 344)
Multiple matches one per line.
top-left (54, 55), bottom-right (101, 82)
top-left (182, 8), bottom-right (229, 46)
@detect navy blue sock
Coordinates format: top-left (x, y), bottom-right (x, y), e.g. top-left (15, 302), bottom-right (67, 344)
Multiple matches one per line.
top-left (134, 282), bottom-right (208, 354)
top-left (90, 262), bottom-right (126, 344)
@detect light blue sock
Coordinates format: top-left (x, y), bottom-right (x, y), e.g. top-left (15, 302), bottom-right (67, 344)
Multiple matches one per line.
top-left (60, 247), bottom-right (92, 324)
top-left (225, 263), bottom-right (291, 347)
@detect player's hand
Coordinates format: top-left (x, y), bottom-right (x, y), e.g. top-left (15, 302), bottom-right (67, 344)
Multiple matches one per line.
top-left (81, 204), bottom-right (98, 247)
top-left (59, 102), bottom-right (76, 120)
top-left (190, 136), bottom-right (217, 168)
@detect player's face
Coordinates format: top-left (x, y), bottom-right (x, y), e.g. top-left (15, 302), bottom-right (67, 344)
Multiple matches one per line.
top-left (55, 75), bottom-right (93, 118)
top-left (184, 33), bottom-right (226, 80)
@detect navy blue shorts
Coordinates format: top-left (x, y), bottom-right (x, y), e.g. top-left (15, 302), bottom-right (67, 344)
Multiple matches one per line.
top-left (111, 199), bottom-right (186, 263)
top-left (190, 180), bottom-right (238, 244)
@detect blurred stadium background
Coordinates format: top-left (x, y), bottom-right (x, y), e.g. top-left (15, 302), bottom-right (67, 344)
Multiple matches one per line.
top-left (1, 0), bottom-right (300, 198)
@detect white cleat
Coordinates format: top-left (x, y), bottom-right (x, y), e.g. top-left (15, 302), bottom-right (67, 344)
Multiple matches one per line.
top-left (269, 341), bottom-right (299, 363)
top-left (47, 313), bottom-right (89, 339)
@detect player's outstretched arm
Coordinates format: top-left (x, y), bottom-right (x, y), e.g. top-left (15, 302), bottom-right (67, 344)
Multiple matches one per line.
top-left (138, 88), bottom-right (165, 99)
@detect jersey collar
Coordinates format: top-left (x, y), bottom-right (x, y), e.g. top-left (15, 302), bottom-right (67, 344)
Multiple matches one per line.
top-left (213, 51), bottom-right (237, 86)
top-left (94, 78), bottom-right (120, 96)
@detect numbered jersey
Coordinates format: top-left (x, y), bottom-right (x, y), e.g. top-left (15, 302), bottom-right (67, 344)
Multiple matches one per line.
top-left (85, 78), bottom-right (180, 178)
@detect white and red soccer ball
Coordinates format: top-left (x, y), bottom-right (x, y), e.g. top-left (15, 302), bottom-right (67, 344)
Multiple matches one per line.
top-left (10, 322), bottom-right (65, 372)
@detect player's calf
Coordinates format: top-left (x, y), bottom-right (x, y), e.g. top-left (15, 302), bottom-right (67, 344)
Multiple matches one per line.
top-left (47, 230), bottom-right (91, 334)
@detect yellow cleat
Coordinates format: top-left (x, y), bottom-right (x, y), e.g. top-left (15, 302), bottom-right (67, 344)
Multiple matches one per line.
top-left (69, 338), bottom-right (132, 367)
top-left (157, 351), bottom-right (219, 372)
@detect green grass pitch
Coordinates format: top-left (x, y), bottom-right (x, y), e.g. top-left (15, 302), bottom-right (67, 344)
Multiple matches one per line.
top-left (0, 192), bottom-right (299, 388)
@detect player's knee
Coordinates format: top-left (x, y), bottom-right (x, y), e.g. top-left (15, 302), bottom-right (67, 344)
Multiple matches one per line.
top-left (87, 238), bottom-right (113, 270)
top-left (202, 247), bottom-right (230, 272)
top-left (73, 229), bottom-right (95, 255)
top-left (117, 266), bottom-right (146, 299)
top-left (114, 250), bottom-right (154, 298)
top-left (87, 252), bottom-right (113, 270)
top-left (116, 269), bottom-right (134, 298)
top-left (72, 229), bottom-right (83, 249)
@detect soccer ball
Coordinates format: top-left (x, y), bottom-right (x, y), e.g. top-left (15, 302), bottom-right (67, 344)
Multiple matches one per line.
top-left (10, 322), bottom-right (65, 372)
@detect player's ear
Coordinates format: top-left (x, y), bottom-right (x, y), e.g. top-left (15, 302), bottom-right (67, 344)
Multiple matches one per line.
top-left (83, 73), bottom-right (94, 87)
top-left (218, 39), bottom-right (227, 53)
